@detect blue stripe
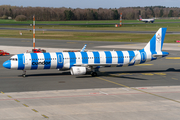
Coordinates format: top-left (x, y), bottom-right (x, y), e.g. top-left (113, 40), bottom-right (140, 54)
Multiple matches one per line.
top-left (139, 49), bottom-right (146, 64)
top-left (69, 52), bottom-right (76, 68)
top-left (17, 54), bottom-right (25, 70)
top-left (31, 53), bottom-right (38, 70)
top-left (56, 52), bottom-right (63, 69)
top-left (43, 53), bottom-right (51, 69)
top-left (161, 28), bottom-right (166, 50)
top-left (81, 52), bottom-right (88, 64)
top-left (93, 52), bottom-right (100, 64)
top-left (116, 51), bottom-right (124, 65)
top-left (128, 51), bottom-right (135, 66)
top-left (104, 51), bottom-right (112, 64)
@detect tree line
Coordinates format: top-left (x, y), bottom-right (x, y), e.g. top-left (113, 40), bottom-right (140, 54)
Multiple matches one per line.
top-left (0, 5), bottom-right (180, 21)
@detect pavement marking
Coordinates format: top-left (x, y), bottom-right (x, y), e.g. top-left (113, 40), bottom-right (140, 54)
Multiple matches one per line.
top-left (1, 91), bottom-right (4, 94)
top-left (166, 57), bottom-right (180, 59)
top-left (122, 88), bottom-right (129, 91)
top-left (154, 73), bottom-right (166, 75)
top-left (7, 95), bottom-right (12, 98)
top-left (42, 114), bottom-right (49, 118)
top-left (119, 73), bottom-right (133, 75)
top-left (135, 64), bottom-right (153, 66)
top-left (23, 104), bottom-right (29, 107)
top-left (14, 99), bottom-right (20, 102)
top-left (99, 91), bottom-right (108, 95)
top-left (172, 77), bottom-right (178, 80)
top-left (32, 109), bottom-right (38, 112)
top-left (141, 73), bottom-right (154, 76)
top-left (96, 77), bottom-right (180, 104)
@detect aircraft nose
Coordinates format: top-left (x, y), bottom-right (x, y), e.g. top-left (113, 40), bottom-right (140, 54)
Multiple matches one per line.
top-left (3, 60), bottom-right (11, 69)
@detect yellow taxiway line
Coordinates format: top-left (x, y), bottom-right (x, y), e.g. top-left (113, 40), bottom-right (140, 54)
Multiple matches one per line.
top-left (166, 57), bottom-right (180, 59)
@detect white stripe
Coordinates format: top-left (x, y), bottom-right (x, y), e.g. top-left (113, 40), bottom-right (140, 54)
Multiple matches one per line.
top-left (99, 51), bottom-right (106, 64)
top-left (156, 28), bottom-right (162, 53)
top-left (50, 53), bottom-right (57, 69)
top-left (36, 53), bottom-right (44, 69)
top-left (11, 55), bottom-right (18, 70)
top-left (144, 42), bottom-right (150, 51)
top-left (111, 51), bottom-right (118, 64)
top-left (122, 51), bottom-right (129, 66)
top-left (134, 51), bottom-right (141, 65)
top-left (24, 53), bottom-right (32, 70)
top-left (74, 52), bottom-right (82, 65)
top-left (87, 52), bottom-right (94, 64)
top-left (144, 50), bottom-right (151, 62)
top-left (62, 52), bottom-right (70, 69)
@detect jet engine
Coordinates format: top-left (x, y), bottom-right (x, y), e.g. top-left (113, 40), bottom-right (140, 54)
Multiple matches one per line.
top-left (70, 66), bottom-right (86, 75)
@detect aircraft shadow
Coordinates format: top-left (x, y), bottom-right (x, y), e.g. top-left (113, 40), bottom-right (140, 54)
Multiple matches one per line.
top-left (100, 68), bottom-right (180, 74)
top-left (18, 68), bottom-right (180, 79)
top-left (18, 72), bottom-right (71, 77)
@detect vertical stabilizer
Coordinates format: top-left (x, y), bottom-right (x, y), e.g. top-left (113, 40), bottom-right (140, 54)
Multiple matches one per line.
top-left (143, 28), bottom-right (167, 53)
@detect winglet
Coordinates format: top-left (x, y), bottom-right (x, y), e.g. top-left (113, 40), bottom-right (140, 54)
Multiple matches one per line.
top-left (81, 44), bottom-right (87, 52)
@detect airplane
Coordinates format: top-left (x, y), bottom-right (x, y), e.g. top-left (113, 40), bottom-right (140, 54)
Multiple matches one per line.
top-left (139, 15), bottom-right (155, 23)
top-left (3, 28), bottom-right (168, 77)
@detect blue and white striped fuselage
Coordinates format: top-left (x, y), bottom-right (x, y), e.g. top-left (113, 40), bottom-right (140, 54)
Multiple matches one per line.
top-left (2, 28), bottom-right (169, 76)
top-left (8, 50), bottom-right (168, 70)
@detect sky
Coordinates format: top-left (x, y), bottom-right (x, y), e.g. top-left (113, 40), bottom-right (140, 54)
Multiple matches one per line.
top-left (0, 0), bottom-right (179, 8)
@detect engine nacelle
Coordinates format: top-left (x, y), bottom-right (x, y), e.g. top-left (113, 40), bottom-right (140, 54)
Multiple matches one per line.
top-left (70, 66), bottom-right (86, 75)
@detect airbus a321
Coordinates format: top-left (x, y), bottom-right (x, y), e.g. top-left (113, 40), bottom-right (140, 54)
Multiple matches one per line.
top-left (3, 28), bottom-right (168, 77)
top-left (139, 15), bottom-right (155, 23)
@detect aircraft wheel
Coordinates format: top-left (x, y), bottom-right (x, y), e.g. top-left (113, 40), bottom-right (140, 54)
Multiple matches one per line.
top-left (22, 74), bottom-right (26, 78)
top-left (91, 72), bottom-right (97, 77)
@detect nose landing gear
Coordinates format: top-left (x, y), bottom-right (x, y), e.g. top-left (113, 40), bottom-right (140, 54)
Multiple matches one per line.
top-left (22, 70), bottom-right (26, 77)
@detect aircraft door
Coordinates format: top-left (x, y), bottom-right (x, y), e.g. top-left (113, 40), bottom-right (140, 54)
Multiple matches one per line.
top-left (58, 54), bottom-right (63, 63)
top-left (57, 53), bottom-right (63, 69)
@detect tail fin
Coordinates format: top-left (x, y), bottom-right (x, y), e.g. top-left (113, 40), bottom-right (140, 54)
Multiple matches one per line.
top-left (143, 28), bottom-right (167, 53)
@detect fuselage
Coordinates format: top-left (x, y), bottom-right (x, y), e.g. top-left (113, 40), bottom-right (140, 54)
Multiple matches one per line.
top-left (140, 19), bottom-right (155, 23)
top-left (3, 50), bottom-right (169, 70)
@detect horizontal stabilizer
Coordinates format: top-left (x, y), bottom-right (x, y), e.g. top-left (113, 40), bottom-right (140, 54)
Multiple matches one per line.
top-left (152, 54), bottom-right (163, 58)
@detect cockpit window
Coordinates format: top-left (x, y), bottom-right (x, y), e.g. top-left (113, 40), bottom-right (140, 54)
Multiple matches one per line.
top-left (10, 58), bottom-right (18, 61)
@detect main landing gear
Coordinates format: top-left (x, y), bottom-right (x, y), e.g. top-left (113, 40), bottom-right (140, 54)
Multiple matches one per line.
top-left (90, 68), bottom-right (99, 77)
top-left (22, 70), bottom-right (26, 77)
top-left (91, 72), bottom-right (97, 77)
